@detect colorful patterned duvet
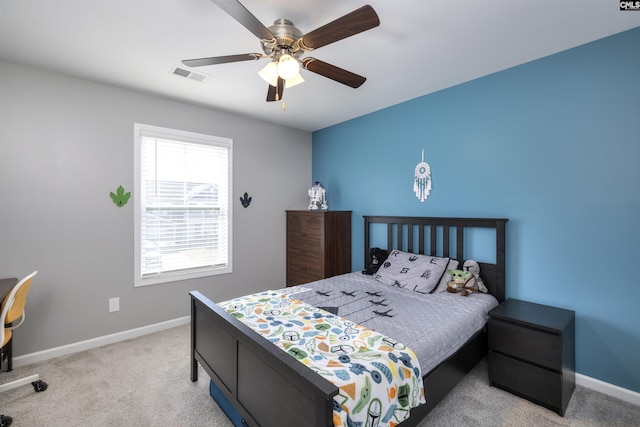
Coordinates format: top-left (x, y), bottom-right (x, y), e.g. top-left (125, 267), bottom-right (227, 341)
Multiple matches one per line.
top-left (218, 291), bottom-right (426, 427)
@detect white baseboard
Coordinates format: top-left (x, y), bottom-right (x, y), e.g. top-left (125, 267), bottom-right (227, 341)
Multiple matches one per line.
top-left (12, 316), bottom-right (190, 368)
top-left (576, 373), bottom-right (640, 406)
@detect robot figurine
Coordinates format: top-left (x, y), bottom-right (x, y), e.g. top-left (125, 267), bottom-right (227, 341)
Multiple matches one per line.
top-left (307, 181), bottom-right (328, 210)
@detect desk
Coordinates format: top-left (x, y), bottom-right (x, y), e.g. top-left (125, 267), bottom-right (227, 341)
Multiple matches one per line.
top-left (0, 278), bottom-right (17, 305)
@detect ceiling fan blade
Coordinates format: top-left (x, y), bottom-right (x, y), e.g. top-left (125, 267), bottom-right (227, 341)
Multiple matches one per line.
top-left (266, 78), bottom-right (285, 102)
top-left (302, 58), bottom-right (366, 88)
top-left (182, 53), bottom-right (261, 67)
top-left (210, 0), bottom-right (275, 41)
top-left (297, 5), bottom-right (380, 51)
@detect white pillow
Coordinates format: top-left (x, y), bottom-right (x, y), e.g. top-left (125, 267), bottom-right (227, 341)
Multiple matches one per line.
top-left (374, 250), bottom-right (450, 294)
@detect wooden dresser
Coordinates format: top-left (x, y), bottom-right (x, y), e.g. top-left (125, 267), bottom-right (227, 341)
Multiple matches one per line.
top-left (488, 298), bottom-right (575, 416)
top-left (286, 210), bottom-right (352, 287)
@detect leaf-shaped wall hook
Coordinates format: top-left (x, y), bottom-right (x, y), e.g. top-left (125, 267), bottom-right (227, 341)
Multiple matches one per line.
top-left (240, 192), bottom-right (252, 208)
top-left (110, 185), bottom-right (131, 207)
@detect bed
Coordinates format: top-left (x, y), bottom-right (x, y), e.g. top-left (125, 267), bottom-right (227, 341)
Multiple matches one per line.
top-left (190, 215), bottom-right (507, 426)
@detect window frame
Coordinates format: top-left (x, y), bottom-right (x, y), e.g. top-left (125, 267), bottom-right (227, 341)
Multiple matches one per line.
top-left (133, 123), bottom-right (233, 287)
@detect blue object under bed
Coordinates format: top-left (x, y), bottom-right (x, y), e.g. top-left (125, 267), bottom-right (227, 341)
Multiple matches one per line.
top-left (209, 380), bottom-right (247, 427)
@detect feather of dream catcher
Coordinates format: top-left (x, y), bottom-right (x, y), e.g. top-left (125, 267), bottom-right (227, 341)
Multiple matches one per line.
top-left (414, 148), bottom-right (432, 202)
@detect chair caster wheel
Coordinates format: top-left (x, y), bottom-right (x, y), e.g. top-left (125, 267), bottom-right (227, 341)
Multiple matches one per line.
top-left (0, 414), bottom-right (13, 427)
top-left (32, 380), bottom-right (47, 392)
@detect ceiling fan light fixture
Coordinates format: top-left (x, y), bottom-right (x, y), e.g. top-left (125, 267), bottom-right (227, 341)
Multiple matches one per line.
top-left (258, 61), bottom-right (278, 86)
top-left (277, 54), bottom-right (300, 80)
top-left (182, 2), bottom-right (379, 103)
top-left (285, 72), bottom-right (304, 88)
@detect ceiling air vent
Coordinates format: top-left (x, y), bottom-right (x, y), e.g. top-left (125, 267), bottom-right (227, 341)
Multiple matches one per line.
top-left (170, 65), bottom-right (209, 82)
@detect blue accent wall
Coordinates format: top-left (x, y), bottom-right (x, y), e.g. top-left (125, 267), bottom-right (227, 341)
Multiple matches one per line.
top-left (312, 27), bottom-right (640, 393)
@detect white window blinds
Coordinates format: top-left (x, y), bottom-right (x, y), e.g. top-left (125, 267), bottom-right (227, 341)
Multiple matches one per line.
top-left (134, 124), bottom-right (232, 286)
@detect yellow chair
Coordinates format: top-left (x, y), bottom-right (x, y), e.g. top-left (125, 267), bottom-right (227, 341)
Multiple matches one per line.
top-left (0, 271), bottom-right (47, 393)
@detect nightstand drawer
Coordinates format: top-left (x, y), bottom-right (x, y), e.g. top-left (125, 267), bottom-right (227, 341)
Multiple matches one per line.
top-left (489, 351), bottom-right (562, 413)
top-left (489, 319), bottom-right (562, 371)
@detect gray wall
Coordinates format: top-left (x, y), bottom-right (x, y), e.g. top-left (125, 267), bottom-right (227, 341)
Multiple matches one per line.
top-left (0, 60), bottom-right (312, 356)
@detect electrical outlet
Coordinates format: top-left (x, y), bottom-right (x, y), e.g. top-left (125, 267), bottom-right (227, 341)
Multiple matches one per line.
top-left (109, 297), bottom-right (120, 313)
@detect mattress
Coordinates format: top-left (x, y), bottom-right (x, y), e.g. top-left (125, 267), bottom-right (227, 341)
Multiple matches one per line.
top-left (279, 272), bottom-right (499, 373)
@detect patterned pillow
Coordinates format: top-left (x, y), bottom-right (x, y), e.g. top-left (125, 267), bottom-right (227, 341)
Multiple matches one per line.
top-left (374, 250), bottom-right (450, 294)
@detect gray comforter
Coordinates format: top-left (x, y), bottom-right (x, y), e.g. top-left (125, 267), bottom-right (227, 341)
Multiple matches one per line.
top-left (281, 272), bottom-right (499, 373)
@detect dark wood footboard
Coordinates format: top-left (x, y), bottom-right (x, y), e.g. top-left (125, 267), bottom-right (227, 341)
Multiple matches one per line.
top-left (191, 291), bottom-right (488, 427)
top-left (190, 290), bottom-right (338, 427)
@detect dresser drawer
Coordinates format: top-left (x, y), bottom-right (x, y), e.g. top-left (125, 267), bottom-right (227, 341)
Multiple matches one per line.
top-left (489, 351), bottom-right (562, 412)
top-left (286, 270), bottom-right (323, 287)
top-left (286, 259), bottom-right (323, 286)
top-left (287, 214), bottom-right (323, 235)
top-left (288, 233), bottom-right (322, 253)
top-left (288, 250), bottom-right (323, 272)
top-left (488, 319), bottom-right (562, 371)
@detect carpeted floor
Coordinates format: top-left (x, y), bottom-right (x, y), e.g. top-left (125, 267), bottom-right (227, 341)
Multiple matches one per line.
top-left (1, 325), bottom-right (638, 426)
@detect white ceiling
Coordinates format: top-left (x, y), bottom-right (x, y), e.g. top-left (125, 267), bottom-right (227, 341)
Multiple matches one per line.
top-left (1, 0), bottom-right (639, 132)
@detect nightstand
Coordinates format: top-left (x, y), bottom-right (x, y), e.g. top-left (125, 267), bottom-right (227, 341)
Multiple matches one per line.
top-left (488, 298), bottom-right (575, 416)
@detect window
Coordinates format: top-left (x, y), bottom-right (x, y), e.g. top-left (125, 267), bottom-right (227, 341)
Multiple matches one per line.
top-left (134, 123), bottom-right (232, 286)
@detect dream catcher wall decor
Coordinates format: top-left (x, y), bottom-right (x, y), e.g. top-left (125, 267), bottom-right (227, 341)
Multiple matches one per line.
top-left (414, 149), bottom-right (432, 202)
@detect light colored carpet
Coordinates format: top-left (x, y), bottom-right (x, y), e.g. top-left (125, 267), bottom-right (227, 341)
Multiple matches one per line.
top-left (420, 358), bottom-right (640, 427)
top-left (1, 325), bottom-right (638, 426)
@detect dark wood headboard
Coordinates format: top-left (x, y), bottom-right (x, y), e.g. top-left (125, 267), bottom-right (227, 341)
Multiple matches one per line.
top-left (363, 216), bottom-right (508, 302)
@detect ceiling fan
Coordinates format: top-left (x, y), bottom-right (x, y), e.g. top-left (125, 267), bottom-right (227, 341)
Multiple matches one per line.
top-left (182, 0), bottom-right (380, 102)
